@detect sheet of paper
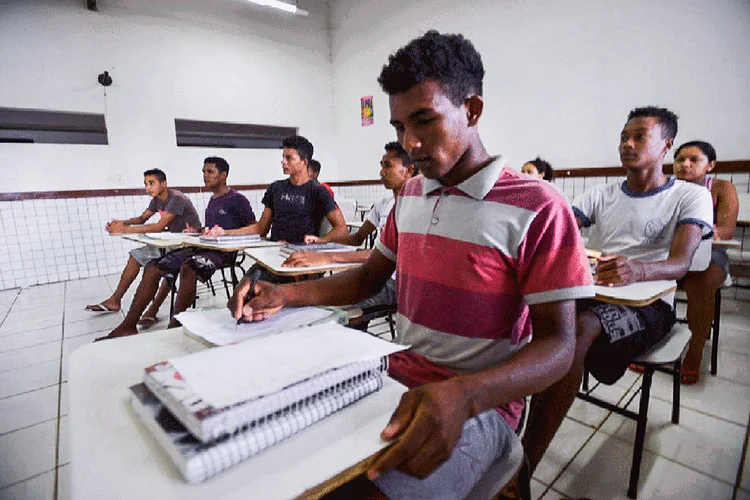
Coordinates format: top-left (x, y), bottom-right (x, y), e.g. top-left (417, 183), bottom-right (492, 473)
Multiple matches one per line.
top-left (169, 323), bottom-right (408, 408)
top-left (145, 233), bottom-right (197, 240)
top-left (593, 280), bottom-right (676, 301)
top-left (246, 247), bottom-right (360, 273)
top-left (175, 307), bottom-right (337, 346)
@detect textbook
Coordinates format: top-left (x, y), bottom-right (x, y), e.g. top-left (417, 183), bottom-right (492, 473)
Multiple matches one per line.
top-left (176, 306), bottom-right (347, 347)
top-left (130, 373), bottom-right (384, 484)
top-left (279, 242), bottom-right (359, 255)
top-left (199, 234), bottom-right (261, 245)
top-left (142, 356), bottom-right (387, 443)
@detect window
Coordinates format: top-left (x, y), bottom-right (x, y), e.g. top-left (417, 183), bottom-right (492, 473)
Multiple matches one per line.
top-left (0, 107), bottom-right (108, 145)
top-left (174, 119), bottom-right (297, 149)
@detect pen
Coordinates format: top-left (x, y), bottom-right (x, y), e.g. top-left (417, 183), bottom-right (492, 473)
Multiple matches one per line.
top-left (237, 268), bottom-right (263, 327)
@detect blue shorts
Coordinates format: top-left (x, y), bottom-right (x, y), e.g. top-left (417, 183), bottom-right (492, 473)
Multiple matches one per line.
top-left (373, 410), bottom-right (515, 500)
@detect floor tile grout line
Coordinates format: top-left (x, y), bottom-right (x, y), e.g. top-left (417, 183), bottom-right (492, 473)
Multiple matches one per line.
top-left (0, 382), bottom-right (60, 401)
top-left (0, 466), bottom-right (57, 493)
top-left (733, 411), bottom-right (750, 499)
top-left (648, 393), bottom-right (749, 428)
top-left (0, 416), bottom-right (59, 438)
top-left (53, 281), bottom-right (68, 500)
top-left (0, 288), bottom-right (22, 329)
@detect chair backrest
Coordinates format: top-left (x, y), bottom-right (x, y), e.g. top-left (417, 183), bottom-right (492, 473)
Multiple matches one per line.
top-left (737, 192), bottom-right (750, 223)
top-left (336, 198), bottom-right (357, 222)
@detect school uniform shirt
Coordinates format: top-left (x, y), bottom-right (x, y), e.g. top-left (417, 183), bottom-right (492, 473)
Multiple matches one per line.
top-left (262, 179), bottom-right (337, 244)
top-left (147, 189), bottom-right (201, 232)
top-left (204, 189), bottom-right (256, 230)
top-left (376, 156), bottom-right (594, 429)
top-left (572, 177), bottom-right (714, 303)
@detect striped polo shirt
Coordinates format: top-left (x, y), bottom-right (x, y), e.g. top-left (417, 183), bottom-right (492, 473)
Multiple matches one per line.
top-left (376, 156), bottom-right (594, 427)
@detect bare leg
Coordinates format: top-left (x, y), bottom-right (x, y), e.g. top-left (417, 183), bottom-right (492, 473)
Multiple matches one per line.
top-left (167, 264), bottom-right (199, 329)
top-left (522, 311), bottom-right (603, 474)
top-left (682, 265), bottom-right (726, 380)
top-left (104, 262), bottom-right (166, 338)
top-left (141, 278), bottom-right (171, 321)
top-left (87, 256), bottom-right (141, 311)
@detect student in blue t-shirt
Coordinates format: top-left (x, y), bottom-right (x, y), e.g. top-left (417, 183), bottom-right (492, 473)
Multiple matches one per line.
top-left (98, 157), bottom-right (256, 341)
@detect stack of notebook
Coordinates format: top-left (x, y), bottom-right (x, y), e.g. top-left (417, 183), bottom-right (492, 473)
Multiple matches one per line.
top-left (198, 233), bottom-right (262, 246)
top-left (129, 323), bottom-right (405, 483)
top-left (279, 242), bottom-right (359, 255)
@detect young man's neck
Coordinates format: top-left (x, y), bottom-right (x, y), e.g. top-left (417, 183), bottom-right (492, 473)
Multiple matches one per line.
top-left (288, 171), bottom-right (310, 186)
top-left (212, 184), bottom-right (230, 197)
top-left (155, 188), bottom-right (169, 201)
top-left (438, 138), bottom-right (492, 187)
top-left (625, 163), bottom-right (668, 193)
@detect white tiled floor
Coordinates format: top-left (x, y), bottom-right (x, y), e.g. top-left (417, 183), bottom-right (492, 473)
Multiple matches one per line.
top-left (0, 276), bottom-right (748, 499)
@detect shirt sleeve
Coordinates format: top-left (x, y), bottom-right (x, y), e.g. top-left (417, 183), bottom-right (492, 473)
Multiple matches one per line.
top-left (317, 183), bottom-right (338, 215)
top-left (676, 185), bottom-right (714, 239)
top-left (261, 184), bottom-right (275, 211)
top-left (517, 198), bottom-right (595, 305)
top-left (235, 194), bottom-right (256, 226)
top-left (571, 187), bottom-right (600, 228)
top-left (375, 200), bottom-right (398, 263)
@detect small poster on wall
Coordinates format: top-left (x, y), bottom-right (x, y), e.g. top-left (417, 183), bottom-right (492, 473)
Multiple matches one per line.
top-left (361, 96), bottom-right (374, 126)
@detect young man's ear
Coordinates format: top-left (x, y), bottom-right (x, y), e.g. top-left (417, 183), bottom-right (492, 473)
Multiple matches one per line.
top-left (707, 160), bottom-right (717, 173)
top-left (664, 137), bottom-right (674, 153)
top-left (465, 95), bottom-right (484, 126)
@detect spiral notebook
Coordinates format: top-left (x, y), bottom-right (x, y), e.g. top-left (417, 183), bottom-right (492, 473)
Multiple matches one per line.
top-left (143, 357), bottom-right (387, 443)
top-left (130, 372), bottom-right (384, 483)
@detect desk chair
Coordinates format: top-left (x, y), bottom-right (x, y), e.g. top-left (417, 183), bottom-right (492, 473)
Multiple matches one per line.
top-left (578, 324), bottom-right (691, 499)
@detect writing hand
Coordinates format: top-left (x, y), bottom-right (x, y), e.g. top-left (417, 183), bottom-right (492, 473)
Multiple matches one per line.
top-left (205, 225), bottom-right (226, 237)
top-left (228, 276), bottom-right (285, 322)
top-left (183, 223), bottom-right (199, 234)
top-left (304, 235), bottom-right (321, 244)
top-left (367, 379), bottom-right (471, 481)
top-left (282, 251), bottom-right (331, 268)
top-left (594, 254), bottom-right (643, 286)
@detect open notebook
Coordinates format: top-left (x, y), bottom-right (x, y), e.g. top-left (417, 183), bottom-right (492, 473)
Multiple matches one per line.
top-left (133, 323), bottom-right (407, 483)
top-left (176, 306), bottom-right (346, 347)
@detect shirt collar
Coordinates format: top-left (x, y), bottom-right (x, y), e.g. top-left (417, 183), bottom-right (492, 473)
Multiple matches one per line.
top-left (422, 155), bottom-right (507, 199)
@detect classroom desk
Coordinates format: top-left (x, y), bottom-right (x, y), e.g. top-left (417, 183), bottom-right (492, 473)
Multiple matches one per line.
top-left (68, 329), bottom-right (407, 500)
top-left (593, 280), bottom-right (677, 307)
top-left (245, 246), bottom-right (362, 278)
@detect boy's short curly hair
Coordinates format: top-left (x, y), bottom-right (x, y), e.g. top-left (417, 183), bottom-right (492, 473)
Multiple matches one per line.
top-left (282, 135), bottom-right (314, 163)
top-left (377, 30), bottom-right (485, 106)
top-left (627, 106), bottom-right (679, 141)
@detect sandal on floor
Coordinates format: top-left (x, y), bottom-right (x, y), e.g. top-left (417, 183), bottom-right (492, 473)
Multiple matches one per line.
top-left (85, 303), bottom-right (120, 313)
top-left (137, 316), bottom-right (158, 329)
top-left (681, 368), bottom-right (700, 385)
top-left (628, 363), bottom-right (646, 373)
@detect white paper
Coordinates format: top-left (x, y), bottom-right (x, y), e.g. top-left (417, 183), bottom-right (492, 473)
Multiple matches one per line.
top-left (245, 247), bottom-right (361, 274)
top-left (169, 323), bottom-right (408, 408)
top-left (175, 307), bottom-right (337, 346)
top-left (593, 280), bottom-right (676, 302)
top-left (144, 233), bottom-right (197, 240)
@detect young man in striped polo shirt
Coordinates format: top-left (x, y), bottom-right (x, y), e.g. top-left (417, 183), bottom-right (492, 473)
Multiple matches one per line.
top-left (229, 31), bottom-right (594, 498)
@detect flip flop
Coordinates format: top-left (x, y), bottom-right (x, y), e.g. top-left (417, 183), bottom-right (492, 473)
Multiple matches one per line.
top-left (85, 303), bottom-right (120, 313)
top-left (137, 316), bottom-right (158, 329)
top-left (628, 363), bottom-right (646, 373)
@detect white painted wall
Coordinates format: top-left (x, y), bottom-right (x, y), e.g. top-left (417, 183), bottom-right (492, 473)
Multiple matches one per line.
top-left (0, 0), bottom-right (337, 192)
top-left (329, 0), bottom-right (750, 179)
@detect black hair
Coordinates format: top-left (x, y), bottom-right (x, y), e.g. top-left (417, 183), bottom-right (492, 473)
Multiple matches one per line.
top-left (377, 30), bottom-right (485, 106)
top-left (204, 156), bottom-right (229, 175)
top-left (527, 157), bottom-right (554, 181)
top-left (627, 106), bottom-right (679, 140)
top-left (282, 135), bottom-right (314, 163)
top-left (143, 169), bottom-right (166, 182)
top-left (308, 159), bottom-right (321, 174)
top-left (384, 141), bottom-right (415, 175)
top-left (674, 140), bottom-right (717, 163)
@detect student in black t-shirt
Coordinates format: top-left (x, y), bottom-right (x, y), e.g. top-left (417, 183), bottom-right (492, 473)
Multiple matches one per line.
top-left (206, 135), bottom-right (347, 244)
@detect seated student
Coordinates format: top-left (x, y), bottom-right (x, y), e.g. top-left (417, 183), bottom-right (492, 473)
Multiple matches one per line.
top-left (206, 135), bottom-right (348, 281)
top-left (308, 159), bottom-right (335, 198)
top-left (519, 107), bottom-right (714, 485)
top-left (521, 157), bottom-right (554, 181)
top-left (97, 157), bottom-right (255, 340)
top-left (283, 141), bottom-right (417, 326)
top-left (673, 140), bottom-right (739, 384)
top-left (85, 169), bottom-right (201, 313)
top-left (228, 31), bottom-right (594, 499)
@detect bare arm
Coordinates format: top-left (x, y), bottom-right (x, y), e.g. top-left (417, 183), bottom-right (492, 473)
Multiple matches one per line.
top-left (220, 208), bottom-right (272, 237)
top-left (311, 220), bottom-right (377, 246)
top-left (714, 179), bottom-right (739, 240)
top-left (229, 249), bottom-right (395, 321)
top-left (595, 224), bottom-right (703, 286)
top-left (120, 212), bottom-right (177, 234)
top-left (106, 209), bottom-right (159, 233)
top-left (281, 249), bottom-right (372, 267)
top-left (367, 299), bottom-right (577, 480)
